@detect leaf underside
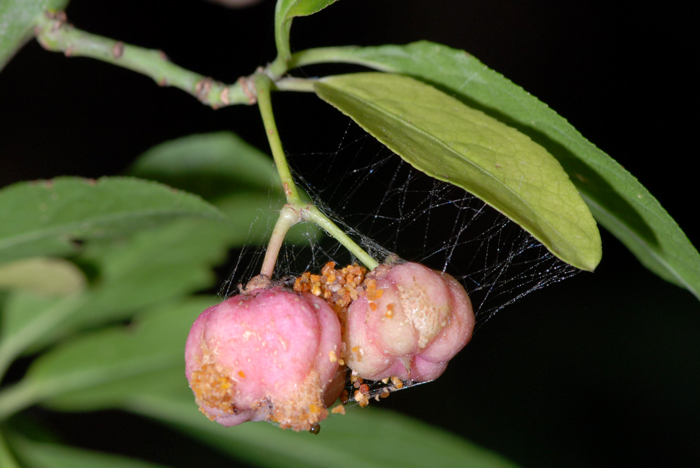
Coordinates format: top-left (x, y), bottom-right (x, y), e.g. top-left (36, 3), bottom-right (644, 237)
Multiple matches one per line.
top-left (297, 41), bottom-right (700, 298)
top-left (315, 72), bottom-right (601, 272)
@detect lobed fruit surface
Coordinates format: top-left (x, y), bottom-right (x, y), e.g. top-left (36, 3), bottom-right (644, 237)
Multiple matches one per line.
top-left (185, 287), bottom-right (343, 431)
top-left (344, 262), bottom-right (475, 382)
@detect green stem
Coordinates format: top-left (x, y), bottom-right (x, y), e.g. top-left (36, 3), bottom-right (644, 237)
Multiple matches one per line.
top-left (303, 205), bottom-right (379, 270)
top-left (34, 12), bottom-right (254, 108)
top-left (32, 13), bottom-right (380, 273)
top-left (268, 54), bottom-right (289, 79)
top-left (260, 205), bottom-right (301, 278)
top-left (253, 73), bottom-right (378, 272)
top-left (0, 427), bottom-right (20, 468)
top-left (254, 73), bottom-right (301, 203)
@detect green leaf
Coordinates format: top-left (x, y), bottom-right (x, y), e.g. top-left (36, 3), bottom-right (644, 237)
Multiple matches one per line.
top-left (38, 297), bottom-right (214, 412)
top-left (274, 0), bottom-right (340, 63)
top-left (315, 72), bottom-right (601, 271)
top-left (129, 132), bottom-right (280, 201)
top-left (0, 257), bottom-right (85, 296)
top-left (296, 42), bottom-right (700, 296)
top-left (6, 297), bottom-right (215, 416)
top-left (17, 191), bottom-right (274, 355)
top-left (1, 172), bottom-right (312, 358)
top-left (10, 435), bottom-right (171, 468)
top-left (0, 292), bottom-right (85, 378)
top-left (0, 427), bottom-right (20, 468)
top-left (129, 131), bottom-right (319, 244)
top-left (0, 216), bottom-right (222, 363)
top-left (0, 177), bottom-right (223, 264)
top-left (0, 0), bottom-right (69, 71)
top-left (123, 388), bottom-right (519, 468)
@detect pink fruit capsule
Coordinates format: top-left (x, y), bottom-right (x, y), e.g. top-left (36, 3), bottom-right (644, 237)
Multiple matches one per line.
top-left (344, 262), bottom-right (475, 382)
top-left (184, 287), bottom-right (344, 431)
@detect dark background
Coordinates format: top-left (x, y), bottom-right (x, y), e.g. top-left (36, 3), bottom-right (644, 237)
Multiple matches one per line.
top-left (1, 1), bottom-right (698, 467)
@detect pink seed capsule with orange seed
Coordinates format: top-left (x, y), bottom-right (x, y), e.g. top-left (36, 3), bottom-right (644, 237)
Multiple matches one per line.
top-left (184, 287), bottom-right (344, 432)
top-left (344, 262), bottom-right (475, 382)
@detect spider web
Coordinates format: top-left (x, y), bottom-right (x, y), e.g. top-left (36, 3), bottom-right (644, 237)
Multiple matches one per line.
top-left (222, 121), bottom-right (578, 325)
top-left (219, 120), bottom-right (579, 407)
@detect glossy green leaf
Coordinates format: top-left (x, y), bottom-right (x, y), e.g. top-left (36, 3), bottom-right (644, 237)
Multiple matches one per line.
top-left (274, 0), bottom-right (340, 62)
top-left (316, 72), bottom-right (601, 271)
top-left (0, 0), bottom-right (69, 71)
top-left (10, 436), bottom-right (170, 468)
top-left (297, 41), bottom-right (700, 296)
top-left (129, 132), bottom-right (280, 201)
top-left (122, 388), bottom-right (519, 468)
top-left (0, 177), bottom-right (223, 264)
top-left (0, 257), bottom-right (85, 296)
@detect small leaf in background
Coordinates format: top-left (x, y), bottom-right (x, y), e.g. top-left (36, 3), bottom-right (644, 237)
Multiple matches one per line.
top-left (297, 42), bottom-right (700, 297)
top-left (0, 257), bottom-right (85, 297)
top-left (11, 297), bottom-right (215, 415)
top-left (0, 292), bottom-right (84, 378)
top-left (129, 132), bottom-right (280, 201)
top-left (274, 0), bottom-right (340, 63)
top-left (124, 389), bottom-right (520, 468)
top-left (17, 193), bottom-right (271, 355)
top-left (0, 0), bottom-right (70, 71)
top-left (0, 177), bottom-right (223, 264)
top-left (39, 297), bottom-right (214, 412)
top-left (0, 427), bottom-right (19, 468)
top-left (9, 434), bottom-right (171, 468)
top-left (316, 72), bottom-right (601, 272)
top-left (129, 131), bottom-right (319, 244)
top-left (0, 216), bottom-right (226, 364)
top-left (0, 257), bottom-right (86, 377)
top-left (3, 132), bottom-right (318, 358)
